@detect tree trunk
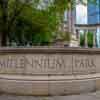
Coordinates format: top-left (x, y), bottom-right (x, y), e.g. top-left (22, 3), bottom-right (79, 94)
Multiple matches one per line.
top-left (1, 33), bottom-right (7, 46)
top-left (0, 0), bottom-right (8, 46)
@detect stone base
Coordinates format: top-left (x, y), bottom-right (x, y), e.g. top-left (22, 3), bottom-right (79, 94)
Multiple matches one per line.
top-left (0, 48), bottom-right (100, 96)
top-left (0, 74), bottom-right (97, 96)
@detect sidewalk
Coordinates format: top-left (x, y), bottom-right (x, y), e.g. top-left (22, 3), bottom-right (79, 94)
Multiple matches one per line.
top-left (0, 91), bottom-right (100, 100)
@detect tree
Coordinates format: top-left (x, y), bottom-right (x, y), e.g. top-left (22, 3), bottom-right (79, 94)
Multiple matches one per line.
top-left (0, 0), bottom-right (96, 46)
top-left (0, 0), bottom-right (33, 46)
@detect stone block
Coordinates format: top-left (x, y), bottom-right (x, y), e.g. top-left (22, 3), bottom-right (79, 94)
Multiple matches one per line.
top-left (0, 79), bottom-right (48, 95)
top-left (96, 79), bottom-right (100, 90)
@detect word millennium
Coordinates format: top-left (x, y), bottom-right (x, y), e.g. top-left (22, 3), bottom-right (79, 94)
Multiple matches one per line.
top-left (0, 55), bottom-right (68, 70)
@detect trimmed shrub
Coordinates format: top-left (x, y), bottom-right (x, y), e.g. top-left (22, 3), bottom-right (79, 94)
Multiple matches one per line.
top-left (87, 32), bottom-right (93, 48)
top-left (80, 33), bottom-right (85, 47)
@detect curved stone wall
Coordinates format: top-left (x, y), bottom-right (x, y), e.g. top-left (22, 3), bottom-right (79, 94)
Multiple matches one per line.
top-left (0, 48), bottom-right (99, 95)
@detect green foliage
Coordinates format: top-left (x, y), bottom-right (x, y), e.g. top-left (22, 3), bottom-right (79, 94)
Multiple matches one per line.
top-left (7, 0), bottom-right (67, 46)
top-left (87, 32), bottom-right (93, 48)
top-left (8, 5), bottom-right (56, 46)
top-left (80, 33), bottom-right (85, 47)
top-left (0, 0), bottom-right (97, 46)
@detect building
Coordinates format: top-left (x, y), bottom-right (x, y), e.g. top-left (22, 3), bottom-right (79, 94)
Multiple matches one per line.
top-left (88, 0), bottom-right (100, 24)
top-left (63, 10), bottom-right (75, 34)
top-left (74, 0), bottom-right (100, 48)
top-left (88, 0), bottom-right (100, 47)
top-left (76, 2), bottom-right (87, 25)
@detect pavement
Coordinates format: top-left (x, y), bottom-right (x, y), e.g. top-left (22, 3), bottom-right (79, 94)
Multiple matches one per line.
top-left (0, 91), bottom-right (100, 100)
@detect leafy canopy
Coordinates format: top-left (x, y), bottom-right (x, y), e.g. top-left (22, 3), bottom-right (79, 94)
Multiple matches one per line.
top-left (0, 0), bottom-right (96, 46)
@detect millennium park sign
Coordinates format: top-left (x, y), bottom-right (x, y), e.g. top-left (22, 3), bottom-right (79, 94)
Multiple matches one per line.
top-left (0, 52), bottom-right (96, 74)
top-left (0, 48), bottom-right (99, 95)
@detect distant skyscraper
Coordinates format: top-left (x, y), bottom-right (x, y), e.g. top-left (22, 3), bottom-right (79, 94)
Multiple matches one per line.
top-left (88, 0), bottom-right (100, 47)
top-left (76, 3), bottom-right (87, 24)
top-left (63, 9), bottom-right (75, 33)
top-left (88, 0), bottom-right (100, 24)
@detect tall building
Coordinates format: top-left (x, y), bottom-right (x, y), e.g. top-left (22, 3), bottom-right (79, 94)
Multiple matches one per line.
top-left (88, 0), bottom-right (100, 24)
top-left (88, 0), bottom-right (100, 47)
top-left (61, 9), bottom-right (75, 34)
top-left (76, 2), bottom-right (87, 24)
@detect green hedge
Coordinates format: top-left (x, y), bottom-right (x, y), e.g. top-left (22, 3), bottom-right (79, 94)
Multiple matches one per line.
top-left (87, 32), bottom-right (93, 48)
top-left (80, 33), bottom-right (85, 47)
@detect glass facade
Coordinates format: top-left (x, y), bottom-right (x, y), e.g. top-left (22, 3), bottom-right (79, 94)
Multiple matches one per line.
top-left (96, 28), bottom-right (100, 47)
top-left (88, 0), bottom-right (100, 47)
top-left (76, 3), bottom-right (87, 24)
top-left (88, 0), bottom-right (100, 24)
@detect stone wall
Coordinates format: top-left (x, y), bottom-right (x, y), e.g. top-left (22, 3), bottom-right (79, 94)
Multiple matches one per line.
top-left (0, 48), bottom-right (99, 95)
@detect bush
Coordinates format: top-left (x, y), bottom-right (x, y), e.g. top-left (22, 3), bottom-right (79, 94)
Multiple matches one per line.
top-left (32, 32), bottom-right (53, 46)
top-left (87, 32), bottom-right (93, 48)
top-left (80, 33), bottom-right (85, 47)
